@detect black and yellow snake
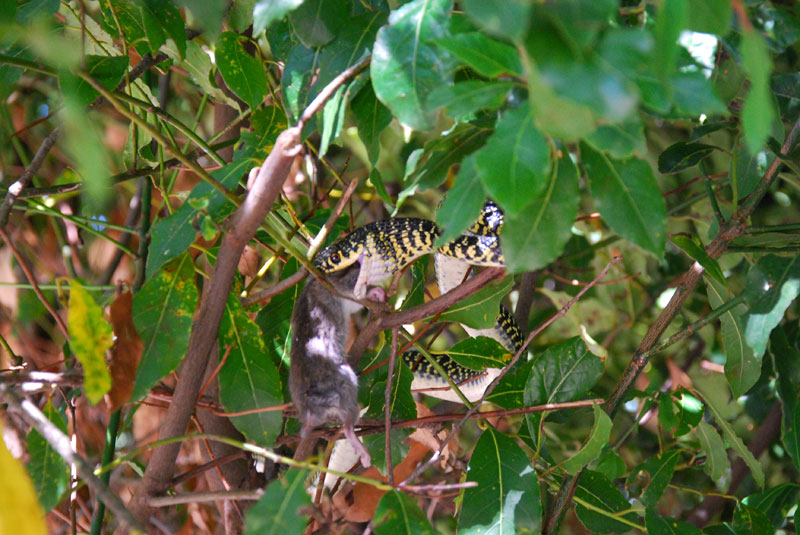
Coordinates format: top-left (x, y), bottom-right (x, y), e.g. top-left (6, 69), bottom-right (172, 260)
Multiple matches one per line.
top-left (313, 201), bottom-right (523, 402)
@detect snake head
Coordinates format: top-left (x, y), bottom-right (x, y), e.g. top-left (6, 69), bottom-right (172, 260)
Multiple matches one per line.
top-left (313, 227), bottom-right (367, 273)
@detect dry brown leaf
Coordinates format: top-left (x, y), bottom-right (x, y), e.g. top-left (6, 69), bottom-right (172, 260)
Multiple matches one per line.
top-left (106, 290), bottom-right (143, 412)
top-left (336, 440), bottom-right (430, 523)
top-left (238, 245), bottom-right (261, 279)
top-left (667, 358), bottom-right (693, 390)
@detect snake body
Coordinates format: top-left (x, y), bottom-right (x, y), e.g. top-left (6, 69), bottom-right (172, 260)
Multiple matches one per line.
top-left (313, 201), bottom-right (522, 402)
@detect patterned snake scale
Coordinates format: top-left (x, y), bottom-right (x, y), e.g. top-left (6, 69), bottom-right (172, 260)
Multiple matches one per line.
top-left (313, 201), bottom-right (523, 403)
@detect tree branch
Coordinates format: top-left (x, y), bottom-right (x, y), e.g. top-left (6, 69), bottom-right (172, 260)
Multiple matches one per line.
top-left (128, 54), bottom-right (372, 528)
top-left (0, 128), bottom-right (60, 228)
top-left (347, 267), bottom-right (507, 362)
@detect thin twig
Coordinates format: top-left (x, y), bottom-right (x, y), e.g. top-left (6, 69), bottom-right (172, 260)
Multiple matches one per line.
top-left (0, 383), bottom-right (144, 533)
top-left (306, 177), bottom-right (359, 259)
top-left (297, 56), bottom-right (371, 130)
top-left (348, 267), bottom-right (507, 361)
top-left (240, 269), bottom-right (308, 307)
top-left (0, 228), bottom-right (69, 338)
top-left (0, 128), bottom-right (60, 228)
top-left (385, 328), bottom-right (398, 485)
top-left (171, 452), bottom-right (247, 486)
top-left (145, 490), bottom-right (263, 507)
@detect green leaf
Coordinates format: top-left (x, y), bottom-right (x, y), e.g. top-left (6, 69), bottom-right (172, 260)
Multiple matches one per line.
top-left (476, 105), bottom-right (552, 215)
top-left (670, 235), bottom-right (725, 285)
top-left (16, 0), bottom-right (59, 23)
top-left (281, 43), bottom-right (321, 124)
top-left (253, 0), bottom-right (303, 36)
top-left (783, 403), bottom-right (800, 470)
top-left (770, 328), bottom-right (800, 468)
top-left (562, 405), bottom-right (613, 474)
top-left (228, 0), bottom-right (257, 32)
top-left (659, 394), bottom-right (678, 435)
top-left (654, 0), bottom-right (689, 75)
top-left (147, 158), bottom-right (252, 279)
top-left (458, 427), bottom-right (542, 534)
top-left (503, 154), bottom-right (579, 273)
top-left (144, 0), bottom-right (185, 58)
top-left (351, 83), bottom-right (393, 167)
top-left (695, 421), bottom-right (729, 483)
top-left (243, 469), bottom-right (310, 534)
top-left (404, 123), bottom-right (491, 194)
top-left (598, 28), bottom-right (669, 114)
top-left (68, 280), bottom-right (112, 404)
top-left (175, 0), bottom-right (225, 41)
top-left (289, 0), bottom-right (348, 48)
top-left (575, 470), bottom-right (639, 533)
top-left (218, 296), bottom-right (283, 445)
top-left (370, 0), bottom-right (455, 130)
top-left (426, 80), bottom-right (512, 120)
top-left (706, 276), bottom-right (759, 397)
top-left (437, 275), bottom-right (513, 330)
top-left (461, 0), bottom-right (531, 43)
top-left (164, 40), bottom-right (239, 110)
top-left (216, 31), bottom-right (267, 110)
top-left (732, 504), bottom-right (773, 535)
top-left (58, 55), bottom-right (129, 108)
top-left (581, 143), bottom-right (666, 257)
top-left (98, 0), bottom-right (158, 57)
top-left (318, 82), bottom-right (348, 157)
top-left (584, 118), bottom-right (647, 159)
top-left (671, 71), bottom-right (727, 117)
top-left (744, 483), bottom-right (800, 528)
top-left (744, 255), bottom-right (800, 359)
top-left (486, 360), bottom-right (533, 409)
top-left (594, 448), bottom-right (627, 480)
top-left (730, 143), bottom-right (772, 200)
top-left (641, 450), bottom-right (681, 507)
top-left (434, 154), bottom-right (486, 246)
top-left (446, 336), bottom-right (511, 371)
top-left (525, 338), bottom-right (603, 448)
top-left (373, 490), bottom-right (436, 535)
top-left (646, 508), bottom-right (702, 535)
top-left (701, 389), bottom-right (765, 488)
top-left (525, 338), bottom-right (603, 406)
top-left (311, 11), bottom-right (385, 96)
top-left (675, 390), bottom-right (703, 436)
top-left (687, 0), bottom-right (732, 35)
top-left (131, 254), bottom-right (198, 402)
top-left (741, 30), bottom-right (775, 151)
top-left (658, 141), bottom-right (716, 174)
top-left (25, 402), bottom-right (69, 511)
top-left (435, 32), bottom-right (522, 77)
top-left (368, 169), bottom-right (393, 207)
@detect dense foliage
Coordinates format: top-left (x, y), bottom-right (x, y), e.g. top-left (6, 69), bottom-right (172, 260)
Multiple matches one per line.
top-left (0, 0), bottom-right (799, 534)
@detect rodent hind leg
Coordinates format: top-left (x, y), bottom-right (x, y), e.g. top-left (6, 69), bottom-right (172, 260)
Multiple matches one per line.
top-left (343, 423), bottom-right (371, 468)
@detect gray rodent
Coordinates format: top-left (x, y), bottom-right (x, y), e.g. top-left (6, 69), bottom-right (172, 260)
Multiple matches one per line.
top-left (289, 263), bottom-right (378, 468)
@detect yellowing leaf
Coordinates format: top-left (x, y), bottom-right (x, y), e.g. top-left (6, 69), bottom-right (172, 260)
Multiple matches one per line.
top-left (0, 421), bottom-right (47, 535)
top-left (68, 280), bottom-right (112, 404)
